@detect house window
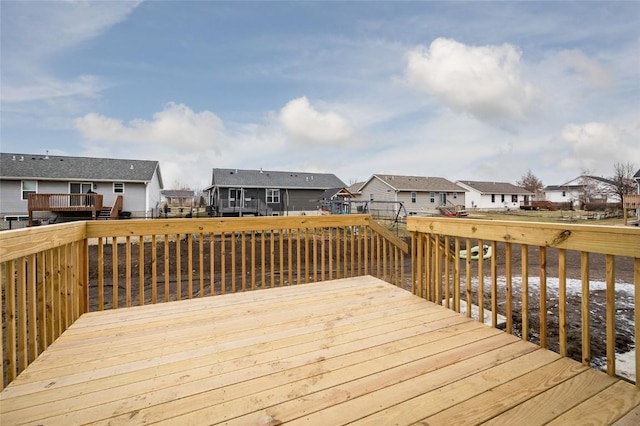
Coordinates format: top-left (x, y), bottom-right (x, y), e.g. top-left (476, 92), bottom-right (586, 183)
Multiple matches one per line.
top-left (491, 194), bottom-right (496, 203)
top-left (429, 192), bottom-right (435, 203)
top-left (562, 191), bottom-right (566, 197)
top-left (511, 195), bottom-right (518, 203)
top-left (501, 194), bottom-right (505, 203)
top-left (113, 182), bottom-right (125, 193)
top-left (266, 188), bottom-right (280, 204)
top-left (21, 180), bottom-right (37, 200)
top-left (369, 193), bottom-right (374, 201)
top-left (410, 192), bottom-right (417, 203)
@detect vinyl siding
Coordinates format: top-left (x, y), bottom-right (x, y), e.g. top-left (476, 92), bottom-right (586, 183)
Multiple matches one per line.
top-left (0, 180), bottom-right (26, 215)
top-left (359, 178), bottom-right (396, 202)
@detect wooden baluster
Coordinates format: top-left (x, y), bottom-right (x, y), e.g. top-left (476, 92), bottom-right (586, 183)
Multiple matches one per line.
top-left (558, 248), bottom-right (567, 357)
top-left (581, 251), bottom-right (590, 366)
top-left (521, 244), bottom-right (529, 341)
top-left (606, 254), bottom-right (615, 376)
top-left (125, 236), bottom-right (131, 307)
top-left (539, 246), bottom-right (547, 348)
top-left (139, 236), bottom-right (145, 305)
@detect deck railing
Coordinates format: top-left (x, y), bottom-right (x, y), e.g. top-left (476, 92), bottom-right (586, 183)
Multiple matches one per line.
top-left (624, 194), bottom-right (640, 225)
top-left (0, 214), bottom-right (407, 389)
top-left (109, 194), bottom-right (123, 219)
top-left (2, 215), bottom-right (638, 390)
top-left (28, 193), bottom-right (103, 225)
top-left (407, 216), bottom-right (640, 387)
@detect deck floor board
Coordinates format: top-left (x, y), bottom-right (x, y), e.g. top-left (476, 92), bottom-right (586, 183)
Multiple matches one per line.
top-left (1, 275), bottom-right (638, 425)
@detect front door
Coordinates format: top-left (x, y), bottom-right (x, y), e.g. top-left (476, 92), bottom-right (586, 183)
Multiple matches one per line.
top-left (70, 182), bottom-right (93, 206)
top-left (228, 188), bottom-right (244, 208)
top-left (439, 192), bottom-right (447, 206)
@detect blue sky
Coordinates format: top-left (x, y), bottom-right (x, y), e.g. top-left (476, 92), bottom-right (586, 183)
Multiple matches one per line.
top-left (1, 1), bottom-right (639, 190)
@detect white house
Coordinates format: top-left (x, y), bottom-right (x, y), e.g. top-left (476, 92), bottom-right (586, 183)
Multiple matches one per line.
top-left (544, 175), bottom-right (617, 208)
top-left (0, 153), bottom-right (164, 227)
top-left (455, 181), bottom-right (533, 210)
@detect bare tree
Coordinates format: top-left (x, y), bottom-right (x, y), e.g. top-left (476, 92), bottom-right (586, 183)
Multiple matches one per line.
top-left (609, 161), bottom-right (636, 202)
top-left (577, 168), bottom-right (600, 205)
top-left (516, 169), bottom-right (544, 195)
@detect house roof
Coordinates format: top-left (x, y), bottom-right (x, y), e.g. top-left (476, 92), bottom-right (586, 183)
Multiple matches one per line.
top-left (369, 174), bottom-right (464, 192)
top-left (544, 185), bottom-right (584, 191)
top-left (0, 152), bottom-right (162, 185)
top-left (562, 175), bottom-right (616, 186)
top-left (347, 181), bottom-right (364, 194)
top-left (456, 180), bottom-right (533, 195)
top-left (634, 169), bottom-right (640, 179)
top-left (161, 190), bottom-right (194, 198)
top-left (320, 188), bottom-right (353, 200)
top-left (207, 168), bottom-right (346, 190)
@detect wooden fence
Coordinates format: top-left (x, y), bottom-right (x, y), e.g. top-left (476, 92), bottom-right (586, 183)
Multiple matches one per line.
top-left (407, 216), bottom-right (640, 387)
top-left (0, 215), bottom-right (407, 389)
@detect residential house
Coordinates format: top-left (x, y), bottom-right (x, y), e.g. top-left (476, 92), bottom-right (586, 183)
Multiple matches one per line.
top-left (456, 180), bottom-right (533, 210)
top-left (346, 181), bottom-right (364, 197)
top-left (318, 188), bottom-right (355, 214)
top-left (0, 153), bottom-right (163, 228)
top-left (544, 175), bottom-right (617, 208)
top-left (161, 189), bottom-right (196, 210)
top-left (204, 168), bottom-right (346, 217)
top-left (635, 169), bottom-right (640, 194)
top-left (354, 174), bottom-right (466, 217)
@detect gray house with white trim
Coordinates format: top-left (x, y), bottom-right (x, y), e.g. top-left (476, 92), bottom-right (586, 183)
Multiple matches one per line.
top-left (204, 168), bottom-right (346, 216)
top-left (0, 153), bottom-right (163, 227)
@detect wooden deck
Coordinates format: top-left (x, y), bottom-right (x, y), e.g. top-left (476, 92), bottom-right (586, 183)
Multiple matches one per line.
top-left (1, 276), bottom-right (639, 425)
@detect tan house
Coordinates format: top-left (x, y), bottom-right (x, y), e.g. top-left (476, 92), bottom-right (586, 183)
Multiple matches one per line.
top-left (353, 174), bottom-right (466, 217)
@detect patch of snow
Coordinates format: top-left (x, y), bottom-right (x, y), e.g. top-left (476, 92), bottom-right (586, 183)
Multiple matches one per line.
top-left (462, 275), bottom-right (636, 383)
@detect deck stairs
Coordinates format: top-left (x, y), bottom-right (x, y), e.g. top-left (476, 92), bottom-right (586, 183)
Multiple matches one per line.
top-left (98, 208), bottom-right (112, 220)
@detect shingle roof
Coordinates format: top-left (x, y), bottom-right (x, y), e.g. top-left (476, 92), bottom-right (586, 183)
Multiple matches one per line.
top-left (347, 181), bottom-right (364, 194)
top-left (578, 175), bottom-right (616, 186)
top-left (634, 169), bottom-right (640, 179)
top-left (161, 190), bottom-right (195, 198)
top-left (544, 184), bottom-right (583, 191)
top-left (209, 168), bottom-right (346, 189)
top-left (457, 180), bottom-right (532, 195)
top-left (0, 152), bottom-right (162, 184)
top-left (373, 175), bottom-right (464, 192)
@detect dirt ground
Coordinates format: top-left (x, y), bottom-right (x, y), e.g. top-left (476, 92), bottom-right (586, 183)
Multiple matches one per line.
top-left (89, 236), bottom-right (636, 368)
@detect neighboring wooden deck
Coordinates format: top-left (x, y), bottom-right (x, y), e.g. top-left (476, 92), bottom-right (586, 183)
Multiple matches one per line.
top-left (1, 276), bottom-right (639, 425)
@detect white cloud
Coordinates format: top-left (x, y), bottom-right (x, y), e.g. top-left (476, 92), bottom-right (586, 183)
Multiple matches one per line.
top-left (1, 1), bottom-right (139, 105)
top-left (405, 38), bottom-right (540, 128)
top-left (556, 50), bottom-right (612, 89)
top-left (556, 121), bottom-right (640, 174)
top-left (1, 75), bottom-right (102, 104)
top-left (74, 103), bottom-right (224, 151)
top-left (278, 97), bottom-right (358, 145)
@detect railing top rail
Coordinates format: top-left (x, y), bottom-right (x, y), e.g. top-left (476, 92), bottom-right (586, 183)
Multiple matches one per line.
top-left (368, 220), bottom-right (409, 253)
top-left (0, 221), bottom-right (87, 263)
top-left (407, 216), bottom-right (640, 258)
top-left (83, 214), bottom-right (375, 237)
